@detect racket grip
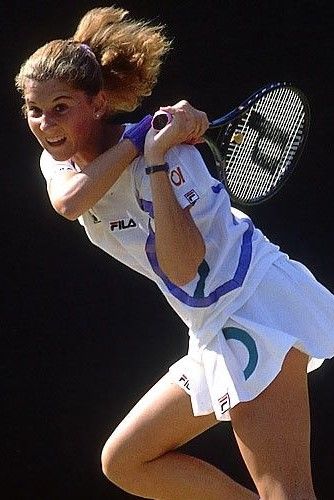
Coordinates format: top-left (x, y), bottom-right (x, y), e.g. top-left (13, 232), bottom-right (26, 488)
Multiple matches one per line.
top-left (151, 111), bottom-right (173, 130)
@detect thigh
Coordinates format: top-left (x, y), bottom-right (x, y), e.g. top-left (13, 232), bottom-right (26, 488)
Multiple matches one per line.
top-left (230, 347), bottom-right (314, 497)
top-left (103, 372), bottom-right (218, 467)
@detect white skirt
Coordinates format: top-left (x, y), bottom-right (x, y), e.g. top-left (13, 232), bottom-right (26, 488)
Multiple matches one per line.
top-left (169, 256), bottom-right (334, 421)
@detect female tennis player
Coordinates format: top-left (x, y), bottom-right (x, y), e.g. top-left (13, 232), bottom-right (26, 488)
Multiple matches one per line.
top-left (16, 6), bottom-right (333, 499)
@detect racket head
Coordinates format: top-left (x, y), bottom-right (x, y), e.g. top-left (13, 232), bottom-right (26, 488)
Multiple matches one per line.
top-left (207, 82), bottom-right (310, 205)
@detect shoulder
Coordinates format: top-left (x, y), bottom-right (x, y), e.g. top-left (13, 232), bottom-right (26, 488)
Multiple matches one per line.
top-left (40, 149), bottom-right (73, 169)
top-left (166, 143), bottom-right (204, 164)
top-left (166, 144), bottom-right (216, 187)
top-left (40, 150), bottom-right (76, 182)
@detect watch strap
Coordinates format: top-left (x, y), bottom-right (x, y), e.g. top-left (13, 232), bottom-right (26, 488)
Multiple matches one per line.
top-left (145, 163), bottom-right (169, 175)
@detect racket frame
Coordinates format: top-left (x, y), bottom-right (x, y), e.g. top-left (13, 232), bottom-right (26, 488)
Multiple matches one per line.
top-left (204, 81), bottom-right (310, 205)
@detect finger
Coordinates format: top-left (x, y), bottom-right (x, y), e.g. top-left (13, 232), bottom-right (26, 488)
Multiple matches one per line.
top-left (160, 100), bottom-right (190, 112)
top-left (179, 109), bottom-right (209, 136)
top-left (187, 117), bottom-right (208, 141)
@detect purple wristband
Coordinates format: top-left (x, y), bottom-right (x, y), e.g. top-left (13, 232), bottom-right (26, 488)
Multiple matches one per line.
top-left (123, 114), bottom-right (152, 152)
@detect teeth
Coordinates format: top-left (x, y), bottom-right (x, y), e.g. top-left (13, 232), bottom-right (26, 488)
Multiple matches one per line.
top-left (47, 137), bottom-right (65, 144)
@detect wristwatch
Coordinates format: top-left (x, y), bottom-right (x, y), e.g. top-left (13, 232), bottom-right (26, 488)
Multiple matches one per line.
top-left (145, 163), bottom-right (169, 175)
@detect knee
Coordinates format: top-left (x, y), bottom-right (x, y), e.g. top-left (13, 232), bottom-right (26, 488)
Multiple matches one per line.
top-left (101, 434), bottom-right (142, 493)
top-left (258, 479), bottom-right (316, 500)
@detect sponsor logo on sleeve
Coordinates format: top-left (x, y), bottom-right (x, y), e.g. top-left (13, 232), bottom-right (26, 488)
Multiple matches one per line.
top-left (185, 189), bottom-right (199, 204)
top-left (170, 166), bottom-right (185, 186)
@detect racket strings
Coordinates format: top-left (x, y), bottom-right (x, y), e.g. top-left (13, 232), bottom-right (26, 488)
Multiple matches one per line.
top-left (234, 90), bottom-right (305, 200)
top-left (244, 89), bottom-right (302, 200)
top-left (272, 98), bottom-right (305, 180)
top-left (252, 89), bottom-right (305, 199)
top-left (223, 87), bottom-right (307, 202)
top-left (224, 104), bottom-right (273, 199)
top-left (232, 88), bottom-right (296, 198)
top-left (223, 92), bottom-right (279, 196)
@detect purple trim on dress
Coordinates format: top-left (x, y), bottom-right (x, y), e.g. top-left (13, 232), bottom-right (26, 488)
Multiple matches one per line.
top-left (140, 198), bottom-right (253, 308)
top-left (140, 199), bottom-right (154, 218)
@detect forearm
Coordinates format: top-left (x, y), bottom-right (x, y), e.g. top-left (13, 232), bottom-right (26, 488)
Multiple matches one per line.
top-left (50, 139), bottom-right (137, 219)
top-left (150, 171), bottom-right (205, 285)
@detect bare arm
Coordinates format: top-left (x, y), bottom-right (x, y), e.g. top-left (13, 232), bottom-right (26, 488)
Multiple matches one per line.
top-left (47, 102), bottom-right (207, 221)
top-left (149, 170), bottom-right (206, 286)
top-left (48, 139), bottom-right (137, 220)
top-left (144, 107), bottom-right (208, 285)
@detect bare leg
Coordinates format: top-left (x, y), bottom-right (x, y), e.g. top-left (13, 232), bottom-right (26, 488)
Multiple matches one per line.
top-left (230, 348), bottom-right (316, 500)
top-left (101, 374), bottom-right (257, 499)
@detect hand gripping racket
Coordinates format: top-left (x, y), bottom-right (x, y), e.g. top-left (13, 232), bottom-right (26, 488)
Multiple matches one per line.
top-left (152, 82), bottom-right (310, 205)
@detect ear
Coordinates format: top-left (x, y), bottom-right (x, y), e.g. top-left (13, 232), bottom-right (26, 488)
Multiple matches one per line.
top-left (92, 90), bottom-right (108, 119)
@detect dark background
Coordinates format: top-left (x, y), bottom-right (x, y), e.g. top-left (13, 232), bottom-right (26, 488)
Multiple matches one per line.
top-left (2, 0), bottom-right (333, 498)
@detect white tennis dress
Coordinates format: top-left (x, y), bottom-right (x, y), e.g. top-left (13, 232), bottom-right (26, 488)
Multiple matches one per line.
top-left (40, 131), bottom-right (334, 421)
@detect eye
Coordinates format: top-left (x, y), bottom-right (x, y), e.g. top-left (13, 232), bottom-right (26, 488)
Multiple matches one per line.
top-left (27, 106), bottom-right (42, 117)
top-left (54, 103), bottom-right (68, 113)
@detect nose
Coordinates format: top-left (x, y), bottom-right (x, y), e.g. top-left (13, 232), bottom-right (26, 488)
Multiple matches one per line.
top-left (39, 112), bottom-right (56, 131)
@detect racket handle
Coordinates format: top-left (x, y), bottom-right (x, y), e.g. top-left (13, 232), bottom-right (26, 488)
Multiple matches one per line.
top-left (151, 111), bottom-right (173, 130)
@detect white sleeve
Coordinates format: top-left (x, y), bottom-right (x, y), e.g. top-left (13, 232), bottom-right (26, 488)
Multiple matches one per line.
top-left (164, 145), bottom-right (216, 208)
top-left (134, 144), bottom-right (217, 211)
top-left (40, 149), bottom-right (77, 184)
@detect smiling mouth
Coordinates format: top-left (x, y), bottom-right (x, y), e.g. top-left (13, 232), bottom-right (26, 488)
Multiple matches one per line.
top-left (46, 136), bottom-right (66, 147)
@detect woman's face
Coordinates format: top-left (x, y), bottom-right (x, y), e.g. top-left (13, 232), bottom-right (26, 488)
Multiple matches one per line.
top-left (24, 78), bottom-right (101, 162)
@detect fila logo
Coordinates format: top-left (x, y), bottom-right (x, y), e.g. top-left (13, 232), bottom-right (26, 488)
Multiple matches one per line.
top-left (170, 166), bottom-right (185, 186)
top-left (109, 218), bottom-right (137, 231)
top-left (218, 393), bottom-right (230, 414)
top-left (179, 374), bottom-right (191, 391)
top-left (185, 189), bottom-right (199, 204)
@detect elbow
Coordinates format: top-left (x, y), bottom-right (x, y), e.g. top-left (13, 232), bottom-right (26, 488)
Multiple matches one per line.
top-left (52, 197), bottom-right (81, 221)
top-left (162, 241), bottom-right (206, 287)
top-left (167, 263), bottom-right (200, 287)
top-left (170, 270), bottom-right (198, 287)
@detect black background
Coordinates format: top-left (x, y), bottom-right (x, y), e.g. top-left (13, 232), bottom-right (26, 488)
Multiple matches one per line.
top-left (2, 0), bottom-right (333, 498)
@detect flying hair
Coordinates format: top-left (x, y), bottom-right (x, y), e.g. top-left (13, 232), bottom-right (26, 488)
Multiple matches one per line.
top-left (15, 6), bottom-right (172, 113)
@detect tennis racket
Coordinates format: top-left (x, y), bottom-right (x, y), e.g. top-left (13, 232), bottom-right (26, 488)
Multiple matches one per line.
top-left (152, 82), bottom-right (310, 205)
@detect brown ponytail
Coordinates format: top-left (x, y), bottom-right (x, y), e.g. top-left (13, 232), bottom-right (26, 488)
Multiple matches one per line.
top-left (16, 6), bottom-right (171, 114)
top-left (73, 6), bottom-right (171, 112)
